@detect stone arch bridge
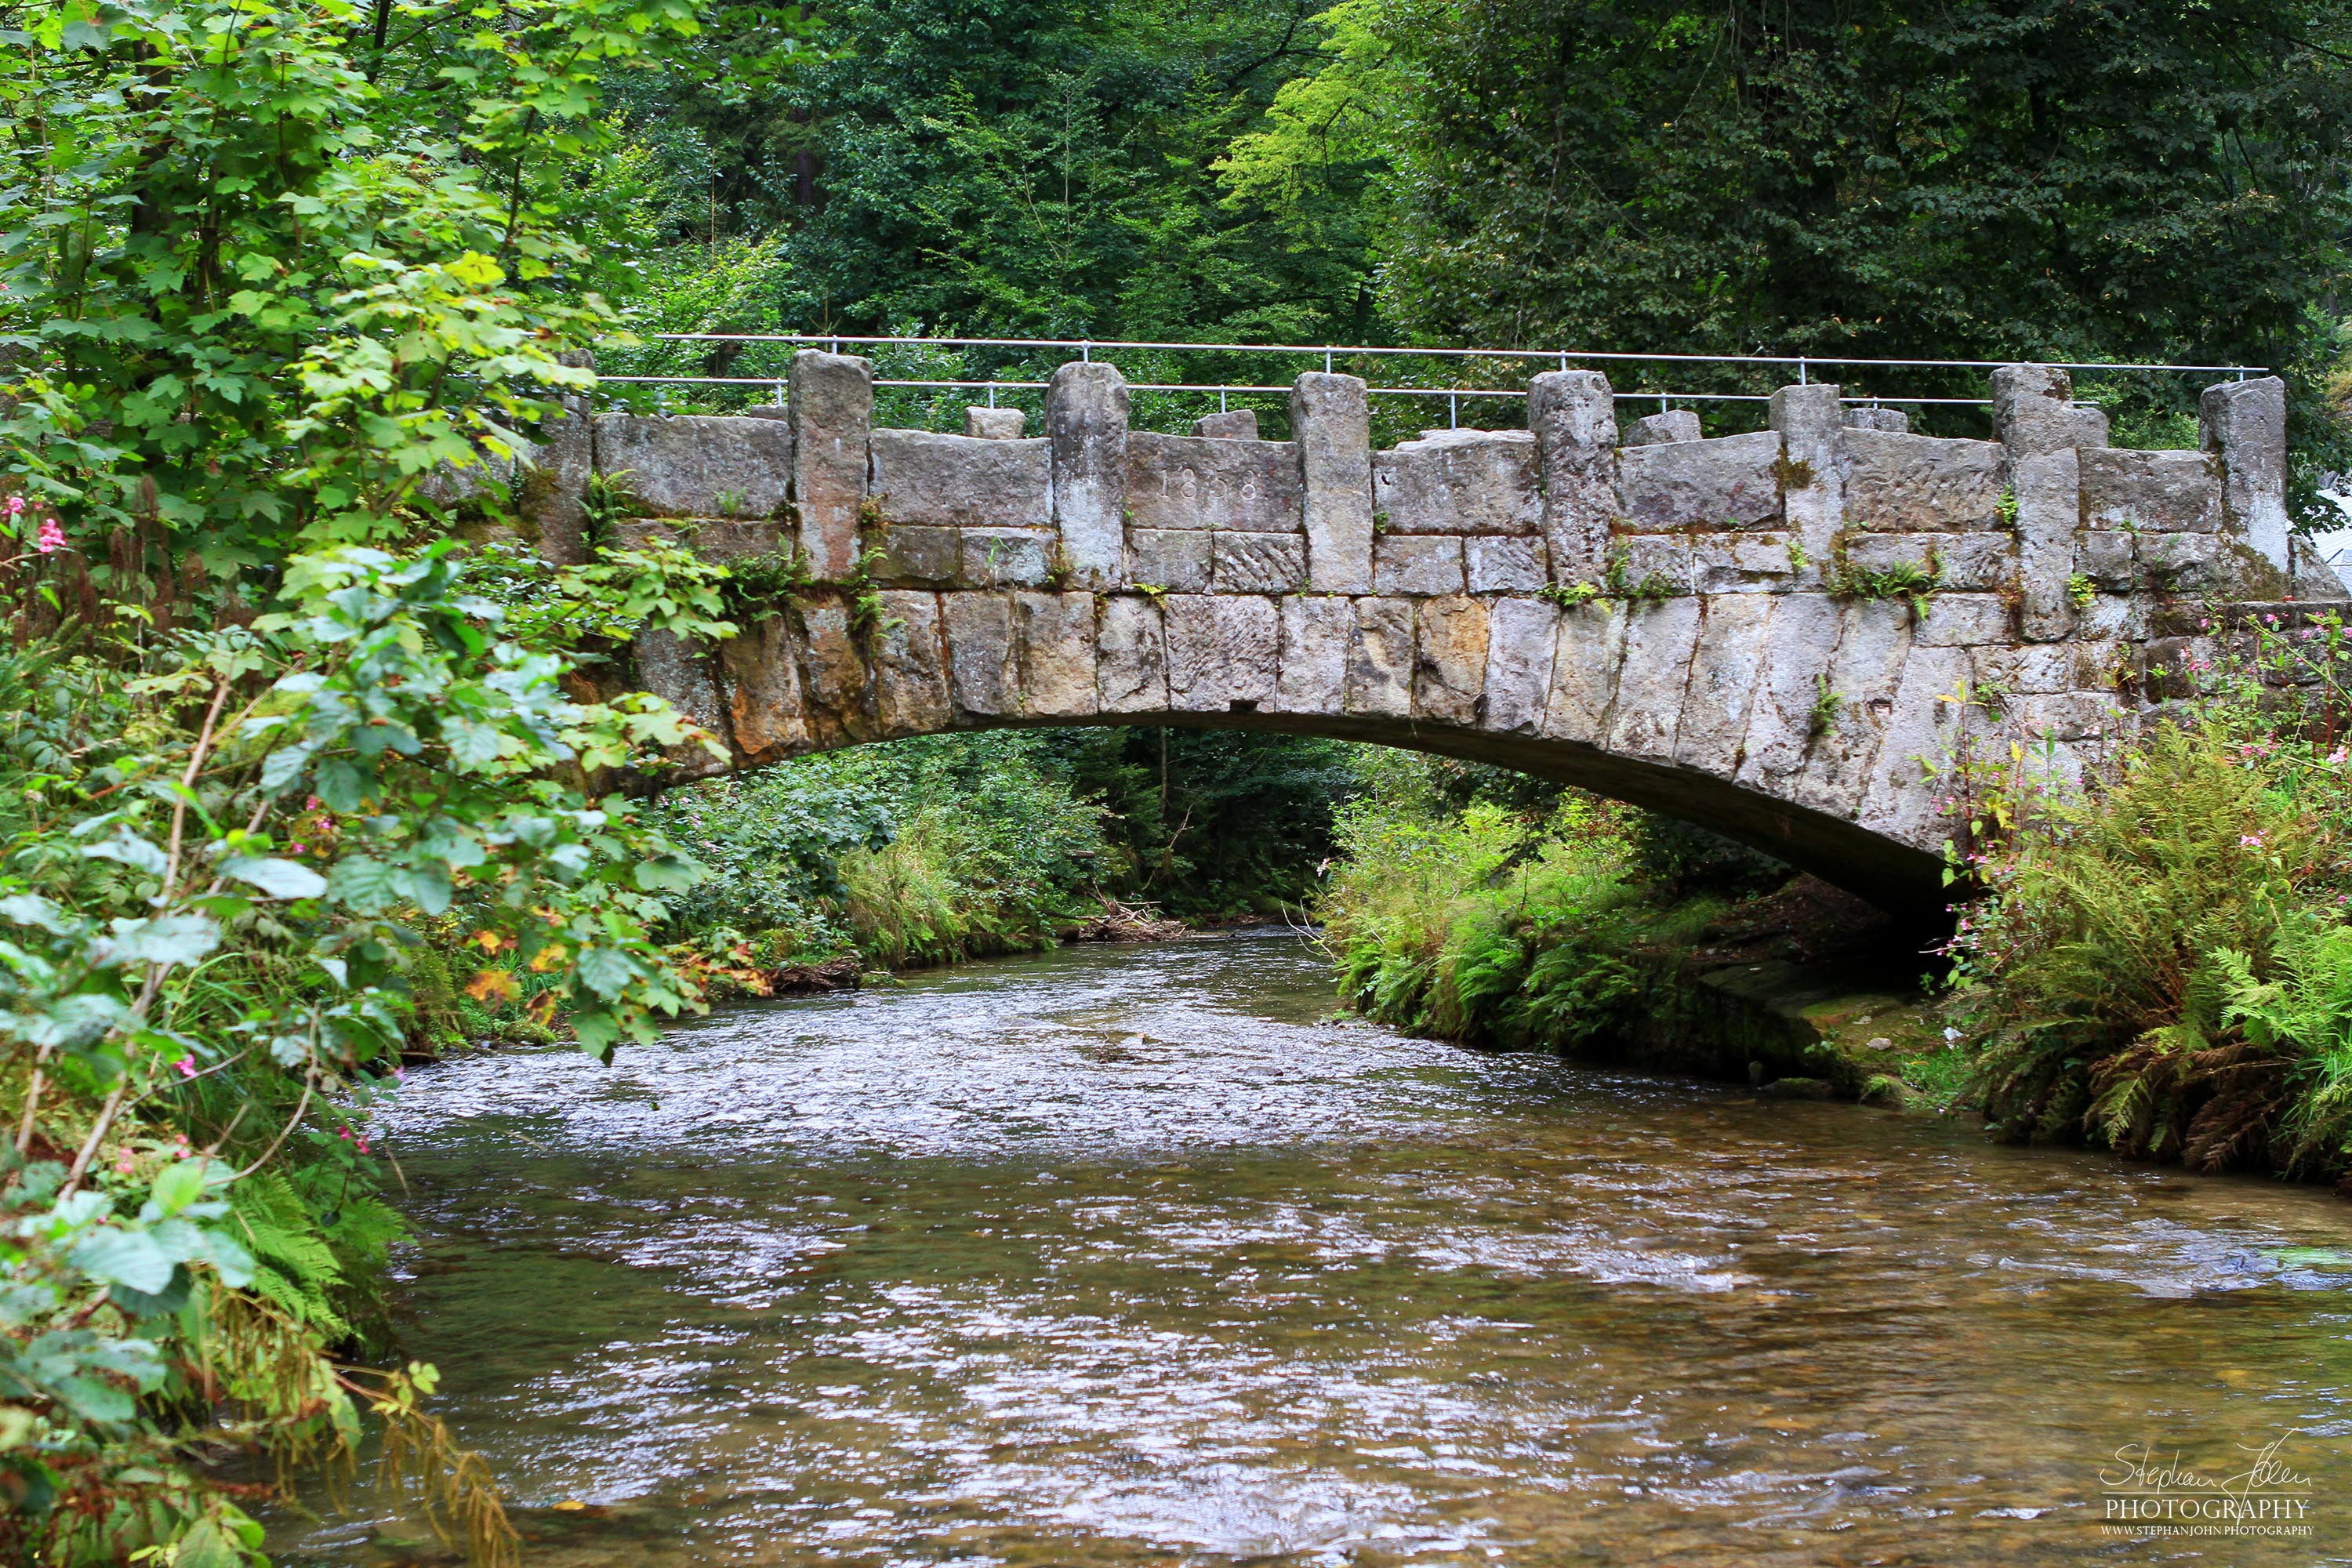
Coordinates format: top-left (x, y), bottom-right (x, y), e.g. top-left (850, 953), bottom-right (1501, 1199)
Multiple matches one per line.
top-left (499, 353), bottom-right (2336, 912)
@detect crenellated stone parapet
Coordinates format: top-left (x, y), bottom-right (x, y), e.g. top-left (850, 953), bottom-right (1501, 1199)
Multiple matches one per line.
top-left (499, 353), bottom-right (2335, 912)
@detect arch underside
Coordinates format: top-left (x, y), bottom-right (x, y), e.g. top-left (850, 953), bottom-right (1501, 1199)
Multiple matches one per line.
top-left (747, 708), bottom-right (1951, 916)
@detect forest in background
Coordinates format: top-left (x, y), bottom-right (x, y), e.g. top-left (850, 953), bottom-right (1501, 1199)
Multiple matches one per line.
top-left (9, 0), bottom-right (2352, 1561)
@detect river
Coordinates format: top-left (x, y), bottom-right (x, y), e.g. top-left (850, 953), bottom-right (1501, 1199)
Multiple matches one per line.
top-left (274, 931), bottom-right (2352, 1566)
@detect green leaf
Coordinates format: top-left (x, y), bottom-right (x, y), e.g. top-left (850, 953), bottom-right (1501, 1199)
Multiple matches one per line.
top-left (150, 1160), bottom-right (208, 1218)
top-left (327, 855), bottom-right (398, 911)
top-left (223, 855), bottom-right (329, 900)
top-left (575, 946), bottom-right (634, 1000)
top-left (71, 1227), bottom-right (174, 1294)
top-left (91, 914), bottom-right (220, 969)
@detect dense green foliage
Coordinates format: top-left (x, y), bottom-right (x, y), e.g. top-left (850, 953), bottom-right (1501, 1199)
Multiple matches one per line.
top-left (1945, 619), bottom-right (2352, 1185)
top-left (645, 728), bottom-right (1357, 977)
top-left (0, 1), bottom-right (775, 1559)
top-left (1236, 0), bottom-right (2352, 483)
top-left (0, 549), bottom-right (724, 1564)
top-left (1316, 751), bottom-right (1769, 1048)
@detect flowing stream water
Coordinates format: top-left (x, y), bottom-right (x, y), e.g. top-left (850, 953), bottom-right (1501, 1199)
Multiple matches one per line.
top-left (274, 931), bottom-right (2352, 1566)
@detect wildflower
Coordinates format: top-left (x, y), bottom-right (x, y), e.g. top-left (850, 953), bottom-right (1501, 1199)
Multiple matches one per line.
top-left (35, 518), bottom-right (64, 554)
top-left (2241, 833), bottom-right (2265, 848)
top-left (113, 1149), bottom-right (135, 1174)
top-left (3, 495), bottom-right (21, 516)
top-left (2328, 747), bottom-right (2347, 767)
top-left (1944, 1026), bottom-right (1962, 1043)
top-left (174, 1056), bottom-right (196, 1079)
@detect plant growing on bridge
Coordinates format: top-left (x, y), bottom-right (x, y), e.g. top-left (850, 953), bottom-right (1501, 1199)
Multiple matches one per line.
top-left (1808, 674), bottom-right (1842, 739)
top-left (1827, 541), bottom-right (1943, 619)
top-left (1537, 579), bottom-right (1601, 611)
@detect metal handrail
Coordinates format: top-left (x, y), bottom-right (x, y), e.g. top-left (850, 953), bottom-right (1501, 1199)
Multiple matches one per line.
top-left (626, 332), bottom-right (2264, 378)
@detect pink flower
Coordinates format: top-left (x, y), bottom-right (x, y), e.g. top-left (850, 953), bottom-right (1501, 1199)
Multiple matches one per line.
top-left (35, 518), bottom-right (64, 554)
top-left (2241, 833), bottom-right (2265, 848)
top-left (174, 1056), bottom-right (196, 1079)
top-left (4, 495), bottom-right (21, 517)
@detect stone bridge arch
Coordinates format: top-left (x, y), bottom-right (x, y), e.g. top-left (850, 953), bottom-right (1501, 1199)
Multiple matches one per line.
top-left (502, 352), bottom-right (2340, 913)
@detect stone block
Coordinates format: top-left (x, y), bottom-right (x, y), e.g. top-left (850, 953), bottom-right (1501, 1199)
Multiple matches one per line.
top-left (2201, 376), bottom-right (2290, 572)
top-left (2139, 532), bottom-right (2222, 591)
top-left (1616, 534), bottom-right (1693, 595)
top-left (1047, 361), bottom-right (1129, 589)
top-left (1675, 594), bottom-right (1774, 777)
top-left (2079, 592), bottom-right (2151, 641)
top-left (2292, 536), bottom-right (2352, 603)
top-left (1912, 593), bottom-right (2012, 648)
top-left (1165, 594), bottom-right (1277, 713)
top-left (872, 592), bottom-right (949, 737)
top-left (869, 429), bottom-right (1051, 528)
top-left (1734, 593), bottom-right (1845, 790)
top-left (2009, 443), bottom-right (2080, 641)
top-left (1346, 597), bottom-right (1415, 717)
top-left (1014, 590), bottom-right (1098, 717)
top-left (1841, 531), bottom-right (2010, 593)
top-left (1615, 429), bottom-right (1783, 532)
top-left (615, 517), bottom-right (786, 564)
top-left (1991, 363), bottom-right (2078, 456)
top-left (1098, 595), bottom-right (1169, 713)
top-left (1374, 535), bottom-right (1466, 596)
top-left (1413, 596), bottom-right (1490, 724)
top-left (2068, 406), bottom-right (2111, 448)
top-left (1607, 598), bottom-right (1704, 760)
top-left (1693, 532), bottom-right (1797, 593)
top-left (717, 617), bottom-right (810, 764)
top-left (1792, 600), bottom-right (1915, 817)
top-left (521, 410), bottom-right (592, 566)
top-left (1844, 407), bottom-right (1910, 433)
top-left (1839, 430), bottom-right (2006, 532)
top-left (789, 350), bottom-right (873, 581)
top-left (796, 598), bottom-right (869, 746)
top-left (1530, 370), bottom-right (1617, 583)
top-left (1126, 431), bottom-right (1303, 531)
top-left (1479, 597), bottom-right (1559, 734)
top-left (1192, 409), bottom-right (1259, 440)
top-left (1371, 428), bottom-right (1541, 535)
top-left (1543, 599), bottom-right (1629, 746)
top-left (869, 524), bottom-right (960, 586)
top-left (2079, 447), bottom-right (2219, 533)
top-left (965, 406), bottom-right (1025, 439)
top-left (1465, 535), bottom-right (1550, 594)
top-left (2078, 530), bottom-right (2134, 590)
top-left (943, 592), bottom-right (1017, 717)
top-left (1276, 594), bottom-right (1351, 715)
top-left (1857, 643), bottom-right (1972, 844)
top-left (1126, 528), bottom-right (1212, 593)
top-left (1213, 531), bottom-right (1308, 593)
top-left (1293, 373), bottom-right (1375, 593)
top-left (1623, 409), bottom-right (1701, 447)
top-left (959, 526), bottom-right (1056, 589)
top-left (593, 414), bottom-right (795, 519)
top-left (1976, 642), bottom-right (2107, 696)
top-left (2009, 691), bottom-right (2125, 742)
top-left (1771, 383), bottom-right (1845, 592)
